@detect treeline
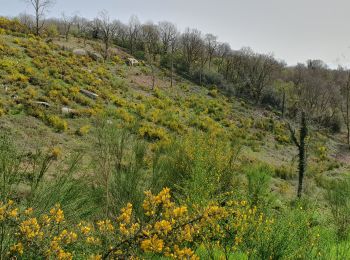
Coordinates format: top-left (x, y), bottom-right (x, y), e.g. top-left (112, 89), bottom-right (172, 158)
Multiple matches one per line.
top-left (9, 9), bottom-right (350, 142)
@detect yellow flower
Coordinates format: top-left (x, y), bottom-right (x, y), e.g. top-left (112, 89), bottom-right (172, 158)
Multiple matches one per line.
top-left (59, 230), bottom-right (78, 244)
top-left (172, 206), bottom-right (187, 218)
top-left (57, 249), bottom-right (72, 260)
top-left (0, 206), bottom-right (5, 221)
top-left (50, 204), bottom-right (65, 223)
top-left (154, 220), bottom-right (172, 235)
top-left (25, 208), bottom-right (33, 215)
top-left (19, 218), bottom-right (42, 240)
top-left (8, 208), bottom-right (18, 218)
top-left (10, 242), bottom-right (23, 255)
top-left (235, 236), bottom-right (242, 246)
top-left (117, 203), bottom-right (133, 224)
top-left (80, 225), bottom-right (91, 235)
top-left (241, 200), bottom-right (247, 206)
top-left (173, 245), bottom-right (199, 260)
top-left (140, 235), bottom-right (164, 253)
top-left (86, 236), bottom-right (100, 245)
top-left (89, 255), bottom-right (102, 260)
top-left (51, 146), bottom-right (62, 159)
top-left (97, 220), bottom-right (114, 232)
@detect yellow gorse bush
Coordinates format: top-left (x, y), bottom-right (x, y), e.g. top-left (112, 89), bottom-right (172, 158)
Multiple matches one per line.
top-left (1, 188), bottom-right (274, 259)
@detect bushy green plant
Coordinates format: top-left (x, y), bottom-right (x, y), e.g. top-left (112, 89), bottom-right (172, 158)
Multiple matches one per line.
top-left (325, 177), bottom-right (350, 240)
top-left (246, 165), bottom-right (273, 207)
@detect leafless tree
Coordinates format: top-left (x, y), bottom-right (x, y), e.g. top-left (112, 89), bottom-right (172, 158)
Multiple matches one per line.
top-left (97, 11), bottom-right (118, 60)
top-left (74, 16), bottom-right (90, 46)
top-left (233, 48), bottom-right (280, 103)
top-left (158, 21), bottom-right (179, 86)
top-left (169, 33), bottom-right (179, 87)
top-left (198, 40), bottom-right (208, 85)
top-left (216, 42), bottom-right (232, 74)
top-left (158, 21), bottom-right (177, 54)
top-left (61, 12), bottom-right (76, 41)
top-left (338, 68), bottom-right (350, 146)
top-left (114, 20), bottom-right (128, 47)
top-left (204, 33), bottom-right (218, 70)
top-left (181, 28), bottom-right (203, 72)
top-left (142, 22), bottom-right (160, 89)
top-left (18, 12), bottom-right (35, 31)
top-left (25, 0), bottom-right (55, 35)
top-left (127, 15), bottom-right (141, 54)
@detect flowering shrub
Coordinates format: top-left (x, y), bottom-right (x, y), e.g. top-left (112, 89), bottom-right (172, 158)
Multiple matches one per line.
top-left (1, 188), bottom-right (246, 259)
top-left (138, 122), bottom-right (170, 143)
top-left (1, 187), bottom-right (326, 259)
top-left (76, 125), bottom-right (91, 136)
top-left (0, 17), bottom-right (28, 34)
top-left (47, 115), bottom-right (68, 132)
top-left (115, 108), bottom-right (135, 124)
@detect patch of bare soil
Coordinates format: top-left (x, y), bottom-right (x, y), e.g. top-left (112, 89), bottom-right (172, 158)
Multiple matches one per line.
top-left (334, 142), bottom-right (350, 164)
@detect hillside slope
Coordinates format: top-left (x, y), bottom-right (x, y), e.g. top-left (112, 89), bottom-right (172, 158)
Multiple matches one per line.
top-left (0, 30), bottom-right (349, 202)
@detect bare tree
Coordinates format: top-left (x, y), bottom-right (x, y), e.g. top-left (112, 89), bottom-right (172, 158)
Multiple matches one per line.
top-left (142, 22), bottom-right (160, 89)
top-left (97, 11), bottom-right (118, 61)
top-left (338, 69), bottom-right (350, 146)
top-left (233, 48), bottom-right (280, 103)
top-left (216, 42), bottom-right (231, 74)
top-left (204, 33), bottom-right (218, 70)
top-left (18, 12), bottom-right (35, 31)
top-left (158, 21), bottom-right (177, 54)
top-left (181, 28), bottom-right (203, 72)
top-left (198, 40), bottom-right (208, 85)
top-left (114, 20), bottom-right (128, 47)
top-left (289, 60), bottom-right (337, 124)
top-left (25, 0), bottom-right (55, 35)
top-left (127, 15), bottom-right (141, 54)
top-left (169, 33), bottom-right (179, 87)
top-left (74, 16), bottom-right (90, 46)
top-left (61, 12), bottom-right (76, 41)
top-left (158, 21), bottom-right (178, 87)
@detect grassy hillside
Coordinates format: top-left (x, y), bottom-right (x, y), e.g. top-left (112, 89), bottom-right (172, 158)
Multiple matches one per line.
top-left (1, 30), bottom-right (348, 193)
top-left (1, 23), bottom-right (350, 259)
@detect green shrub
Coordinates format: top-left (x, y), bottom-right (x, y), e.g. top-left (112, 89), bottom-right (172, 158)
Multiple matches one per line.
top-left (325, 177), bottom-right (350, 240)
top-left (47, 115), bottom-right (68, 132)
top-left (246, 165), bottom-right (273, 207)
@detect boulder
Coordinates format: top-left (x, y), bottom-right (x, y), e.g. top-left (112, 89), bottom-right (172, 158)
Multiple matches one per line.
top-left (88, 51), bottom-right (103, 62)
top-left (73, 49), bottom-right (88, 56)
top-left (61, 107), bottom-right (76, 115)
top-left (127, 58), bottom-right (139, 66)
top-left (34, 101), bottom-right (50, 107)
top-left (80, 89), bottom-right (99, 99)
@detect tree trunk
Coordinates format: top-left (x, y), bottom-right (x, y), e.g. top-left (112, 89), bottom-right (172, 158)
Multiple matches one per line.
top-left (104, 41), bottom-right (109, 61)
top-left (281, 91), bottom-right (286, 118)
top-left (288, 112), bottom-right (308, 198)
top-left (347, 81), bottom-right (350, 147)
top-left (35, 10), bottom-right (39, 36)
top-left (151, 64), bottom-right (155, 90)
top-left (297, 112), bottom-right (308, 198)
top-left (170, 50), bottom-right (174, 87)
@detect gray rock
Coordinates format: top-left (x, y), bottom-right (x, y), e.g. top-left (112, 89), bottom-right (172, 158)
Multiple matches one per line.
top-left (88, 51), bottom-right (103, 61)
top-left (61, 107), bottom-right (76, 115)
top-left (127, 58), bottom-right (139, 66)
top-left (80, 89), bottom-right (99, 99)
top-left (73, 49), bottom-right (88, 56)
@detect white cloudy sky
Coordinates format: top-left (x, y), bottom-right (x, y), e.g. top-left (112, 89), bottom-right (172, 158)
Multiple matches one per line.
top-left (1, 0), bottom-right (350, 67)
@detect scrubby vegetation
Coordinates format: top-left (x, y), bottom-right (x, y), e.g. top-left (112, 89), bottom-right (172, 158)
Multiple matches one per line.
top-left (0, 12), bottom-right (350, 259)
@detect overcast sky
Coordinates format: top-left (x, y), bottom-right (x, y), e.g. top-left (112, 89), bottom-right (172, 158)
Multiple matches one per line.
top-left (1, 0), bottom-right (350, 67)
